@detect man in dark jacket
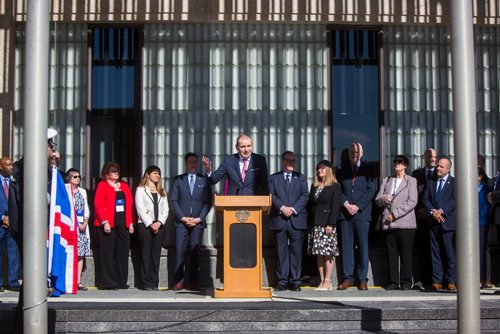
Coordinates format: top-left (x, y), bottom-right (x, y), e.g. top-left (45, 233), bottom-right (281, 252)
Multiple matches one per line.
top-left (336, 142), bottom-right (377, 291)
top-left (269, 151), bottom-right (309, 291)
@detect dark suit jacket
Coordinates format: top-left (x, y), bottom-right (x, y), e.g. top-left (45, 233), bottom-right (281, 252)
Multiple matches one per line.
top-left (0, 177), bottom-right (19, 236)
top-left (336, 160), bottom-right (377, 221)
top-left (422, 175), bottom-right (456, 231)
top-left (308, 183), bottom-right (342, 228)
top-left (268, 171), bottom-right (309, 230)
top-left (170, 173), bottom-right (213, 229)
top-left (209, 153), bottom-right (269, 195)
top-left (412, 167), bottom-right (437, 197)
top-left (489, 190), bottom-right (500, 225)
top-left (412, 167), bottom-right (437, 218)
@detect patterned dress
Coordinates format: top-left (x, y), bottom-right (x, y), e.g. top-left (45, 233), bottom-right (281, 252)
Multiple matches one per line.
top-left (307, 187), bottom-right (340, 257)
top-left (75, 190), bottom-right (90, 257)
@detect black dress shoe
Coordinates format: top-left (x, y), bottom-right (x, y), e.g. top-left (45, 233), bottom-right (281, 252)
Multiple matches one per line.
top-left (385, 283), bottom-right (399, 291)
top-left (0, 287), bottom-right (4, 292)
top-left (119, 285), bottom-right (130, 290)
top-left (274, 284), bottom-right (288, 291)
top-left (290, 285), bottom-right (301, 292)
top-left (400, 283), bottom-right (412, 291)
top-left (8, 286), bottom-right (21, 292)
top-left (142, 287), bottom-right (154, 291)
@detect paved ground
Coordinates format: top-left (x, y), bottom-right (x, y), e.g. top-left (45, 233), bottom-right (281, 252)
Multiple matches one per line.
top-left (1, 286), bottom-right (500, 333)
top-left (1, 284), bottom-right (499, 304)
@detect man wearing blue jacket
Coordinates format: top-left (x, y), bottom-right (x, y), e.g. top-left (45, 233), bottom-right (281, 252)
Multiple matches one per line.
top-left (269, 151), bottom-right (309, 291)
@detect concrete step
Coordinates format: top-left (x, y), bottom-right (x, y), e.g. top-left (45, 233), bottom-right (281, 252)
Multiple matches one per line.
top-left (1, 288), bottom-right (500, 333)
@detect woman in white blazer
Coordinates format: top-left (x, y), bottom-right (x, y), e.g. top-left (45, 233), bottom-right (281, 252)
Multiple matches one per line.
top-left (135, 165), bottom-right (169, 290)
top-left (65, 168), bottom-right (91, 291)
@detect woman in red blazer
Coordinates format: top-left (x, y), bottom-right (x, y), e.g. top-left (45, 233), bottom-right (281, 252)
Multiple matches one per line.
top-left (94, 162), bottom-right (134, 289)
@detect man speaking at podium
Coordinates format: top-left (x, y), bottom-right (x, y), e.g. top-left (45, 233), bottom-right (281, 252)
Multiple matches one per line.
top-left (202, 134), bottom-right (269, 196)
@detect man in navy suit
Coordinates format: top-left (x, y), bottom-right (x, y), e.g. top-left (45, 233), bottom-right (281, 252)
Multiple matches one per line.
top-left (202, 134), bottom-right (269, 195)
top-left (170, 152), bottom-right (213, 290)
top-left (0, 157), bottom-right (20, 292)
top-left (269, 151), bottom-right (309, 291)
top-left (336, 142), bottom-right (377, 291)
top-left (422, 157), bottom-right (456, 291)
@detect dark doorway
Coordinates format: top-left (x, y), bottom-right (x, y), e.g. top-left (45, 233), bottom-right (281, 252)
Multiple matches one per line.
top-left (88, 27), bottom-right (141, 185)
top-left (331, 29), bottom-right (380, 166)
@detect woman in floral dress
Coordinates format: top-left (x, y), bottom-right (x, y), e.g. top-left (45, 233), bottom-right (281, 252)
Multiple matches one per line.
top-left (307, 160), bottom-right (341, 291)
top-left (65, 168), bottom-right (91, 291)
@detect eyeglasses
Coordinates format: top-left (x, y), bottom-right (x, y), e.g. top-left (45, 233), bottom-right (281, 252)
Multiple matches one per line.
top-left (72, 175), bottom-right (81, 179)
top-left (393, 159), bottom-right (405, 164)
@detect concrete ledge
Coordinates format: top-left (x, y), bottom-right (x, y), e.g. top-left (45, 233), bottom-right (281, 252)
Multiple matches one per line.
top-left (2, 295), bottom-right (500, 333)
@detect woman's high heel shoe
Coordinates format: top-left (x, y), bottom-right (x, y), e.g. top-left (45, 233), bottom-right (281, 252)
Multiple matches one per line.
top-left (322, 279), bottom-right (333, 291)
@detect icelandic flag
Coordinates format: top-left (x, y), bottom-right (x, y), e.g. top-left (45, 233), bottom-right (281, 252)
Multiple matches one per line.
top-left (48, 165), bottom-right (78, 295)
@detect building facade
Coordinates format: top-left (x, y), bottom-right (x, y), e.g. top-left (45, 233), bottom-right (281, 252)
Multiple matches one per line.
top-left (1, 0), bottom-right (499, 287)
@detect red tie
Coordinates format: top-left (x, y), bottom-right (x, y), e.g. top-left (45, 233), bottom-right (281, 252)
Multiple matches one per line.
top-left (242, 159), bottom-right (248, 182)
top-left (3, 178), bottom-right (8, 199)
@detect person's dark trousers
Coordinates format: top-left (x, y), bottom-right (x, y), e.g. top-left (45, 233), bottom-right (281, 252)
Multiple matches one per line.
top-left (0, 228), bottom-right (20, 288)
top-left (479, 225), bottom-right (489, 282)
top-left (429, 225), bottom-right (456, 284)
top-left (174, 226), bottom-right (204, 285)
top-left (414, 221), bottom-right (433, 286)
top-left (97, 219), bottom-right (130, 288)
top-left (274, 223), bottom-right (305, 287)
top-left (385, 228), bottom-right (416, 286)
top-left (339, 219), bottom-right (370, 282)
top-left (137, 223), bottom-right (165, 289)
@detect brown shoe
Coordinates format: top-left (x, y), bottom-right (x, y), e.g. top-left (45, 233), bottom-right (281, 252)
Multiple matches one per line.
top-left (358, 281), bottom-right (368, 291)
top-left (447, 283), bottom-right (457, 291)
top-left (430, 283), bottom-right (442, 291)
top-left (337, 280), bottom-right (354, 290)
top-left (481, 281), bottom-right (493, 289)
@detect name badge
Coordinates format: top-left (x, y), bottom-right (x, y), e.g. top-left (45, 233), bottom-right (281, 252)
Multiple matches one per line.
top-left (76, 210), bottom-right (84, 223)
top-left (116, 199), bottom-right (125, 212)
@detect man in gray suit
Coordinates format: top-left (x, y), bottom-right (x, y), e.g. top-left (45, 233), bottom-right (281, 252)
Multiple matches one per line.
top-left (170, 153), bottom-right (213, 291)
top-left (269, 151), bottom-right (309, 291)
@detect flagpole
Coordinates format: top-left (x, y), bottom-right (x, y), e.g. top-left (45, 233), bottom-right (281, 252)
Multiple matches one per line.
top-left (23, 0), bottom-right (49, 333)
top-left (450, 1), bottom-right (481, 333)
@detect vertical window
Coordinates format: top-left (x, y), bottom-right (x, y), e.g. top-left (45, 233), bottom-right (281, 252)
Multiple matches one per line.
top-left (89, 27), bottom-right (141, 179)
top-left (331, 29), bottom-right (380, 165)
top-left (92, 28), bottom-right (137, 109)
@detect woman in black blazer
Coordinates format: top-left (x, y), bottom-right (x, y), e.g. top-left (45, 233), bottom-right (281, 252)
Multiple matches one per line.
top-left (307, 160), bottom-right (341, 291)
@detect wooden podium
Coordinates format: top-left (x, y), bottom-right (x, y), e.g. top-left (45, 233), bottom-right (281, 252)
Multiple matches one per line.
top-left (213, 195), bottom-right (273, 298)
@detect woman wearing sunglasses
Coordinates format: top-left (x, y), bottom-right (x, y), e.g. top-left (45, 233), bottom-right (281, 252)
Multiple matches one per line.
top-left (375, 155), bottom-right (418, 291)
top-left (65, 168), bottom-right (90, 291)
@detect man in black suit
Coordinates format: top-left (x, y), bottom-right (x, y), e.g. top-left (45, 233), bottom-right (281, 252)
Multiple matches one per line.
top-left (423, 157), bottom-right (457, 291)
top-left (0, 157), bottom-right (20, 292)
top-left (170, 153), bottom-right (213, 291)
top-left (336, 142), bottom-right (377, 291)
top-left (202, 134), bottom-right (269, 195)
top-left (411, 148), bottom-right (437, 289)
top-left (487, 171), bottom-right (500, 287)
top-left (269, 151), bottom-right (309, 291)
